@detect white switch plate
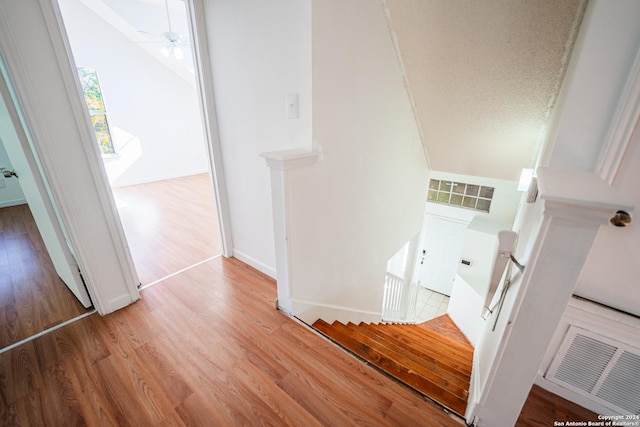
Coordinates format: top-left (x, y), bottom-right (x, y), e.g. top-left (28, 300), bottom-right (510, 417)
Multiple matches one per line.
top-left (0, 176), bottom-right (6, 189)
top-left (286, 94), bottom-right (298, 119)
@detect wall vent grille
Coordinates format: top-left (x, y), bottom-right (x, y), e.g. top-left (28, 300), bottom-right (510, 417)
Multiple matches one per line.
top-left (546, 326), bottom-right (640, 415)
top-left (596, 351), bottom-right (640, 414)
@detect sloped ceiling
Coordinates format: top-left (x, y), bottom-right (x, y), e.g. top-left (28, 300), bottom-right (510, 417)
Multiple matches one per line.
top-left (384, 0), bottom-right (588, 181)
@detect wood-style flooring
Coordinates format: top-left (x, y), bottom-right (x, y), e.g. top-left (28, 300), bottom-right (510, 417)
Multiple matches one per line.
top-left (312, 315), bottom-right (473, 416)
top-left (112, 174), bottom-right (221, 285)
top-left (0, 257), bottom-right (466, 426)
top-left (517, 385), bottom-right (599, 426)
top-left (0, 204), bottom-right (91, 350)
top-left (0, 180), bottom-right (599, 425)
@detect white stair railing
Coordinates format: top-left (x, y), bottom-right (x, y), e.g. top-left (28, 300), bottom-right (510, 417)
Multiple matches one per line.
top-left (382, 273), bottom-right (419, 323)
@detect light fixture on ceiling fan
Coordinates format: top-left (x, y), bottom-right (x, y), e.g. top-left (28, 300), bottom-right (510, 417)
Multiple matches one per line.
top-left (136, 0), bottom-right (187, 60)
top-left (159, 0), bottom-right (184, 59)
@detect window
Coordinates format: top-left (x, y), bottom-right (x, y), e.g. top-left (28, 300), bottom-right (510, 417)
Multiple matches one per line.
top-left (77, 67), bottom-right (115, 155)
top-left (427, 179), bottom-right (494, 212)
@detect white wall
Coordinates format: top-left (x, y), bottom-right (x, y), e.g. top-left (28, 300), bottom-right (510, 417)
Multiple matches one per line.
top-left (203, 0), bottom-right (312, 275)
top-left (468, 1), bottom-right (640, 424)
top-left (576, 108), bottom-right (640, 316)
top-left (58, 0), bottom-right (209, 187)
top-left (0, 139), bottom-right (26, 207)
top-left (285, 0), bottom-right (428, 322)
top-left (543, 0), bottom-right (640, 172)
top-left (448, 275), bottom-right (485, 347)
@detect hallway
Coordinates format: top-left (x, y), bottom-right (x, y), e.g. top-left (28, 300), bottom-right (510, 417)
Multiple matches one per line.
top-left (0, 256), bottom-right (464, 426)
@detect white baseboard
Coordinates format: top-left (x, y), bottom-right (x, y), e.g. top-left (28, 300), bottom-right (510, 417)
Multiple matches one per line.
top-left (0, 198), bottom-right (27, 208)
top-left (105, 294), bottom-right (139, 315)
top-left (292, 298), bottom-right (382, 325)
top-left (232, 249), bottom-right (276, 279)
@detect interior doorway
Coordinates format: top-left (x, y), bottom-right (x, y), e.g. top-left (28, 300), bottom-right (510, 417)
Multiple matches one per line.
top-left (0, 63), bottom-right (95, 350)
top-left (57, 0), bottom-right (222, 286)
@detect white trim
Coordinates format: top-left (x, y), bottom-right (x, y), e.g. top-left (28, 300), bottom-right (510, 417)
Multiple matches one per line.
top-left (537, 167), bottom-right (633, 223)
top-left (0, 0), bottom-right (141, 314)
top-left (0, 198), bottom-right (27, 208)
top-left (261, 149), bottom-right (321, 170)
top-left (291, 298), bottom-right (382, 325)
top-left (233, 249), bottom-right (276, 279)
top-left (597, 47), bottom-right (640, 185)
top-left (185, 0), bottom-right (234, 258)
top-left (40, 0), bottom-right (140, 312)
top-left (262, 149), bottom-right (320, 315)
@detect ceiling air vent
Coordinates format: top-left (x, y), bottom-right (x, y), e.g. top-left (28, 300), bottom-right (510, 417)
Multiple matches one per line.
top-left (545, 326), bottom-right (640, 415)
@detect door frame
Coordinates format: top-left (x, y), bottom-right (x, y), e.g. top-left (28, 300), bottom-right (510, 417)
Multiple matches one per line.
top-left (0, 0), bottom-right (141, 314)
top-left (0, 67), bottom-right (92, 308)
top-left (0, 0), bottom-right (233, 314)
top-left (185, 0), bottom-right (234, 257)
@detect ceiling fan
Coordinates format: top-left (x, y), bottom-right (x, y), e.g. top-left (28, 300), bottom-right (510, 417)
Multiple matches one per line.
top-left (138, 0), bottom-right (188, 60)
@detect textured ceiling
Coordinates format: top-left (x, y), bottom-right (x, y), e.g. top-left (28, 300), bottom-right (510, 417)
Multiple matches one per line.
top-left (385, 0), bottom-right (588, 181)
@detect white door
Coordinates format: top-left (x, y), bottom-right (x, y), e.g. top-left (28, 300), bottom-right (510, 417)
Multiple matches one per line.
top-left (0, 68), bottom-right (92, 308)
top-left (416, 215), bottom-right (468, 296)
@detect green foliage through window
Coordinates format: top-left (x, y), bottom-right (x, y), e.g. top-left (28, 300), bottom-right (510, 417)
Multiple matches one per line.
top-left (77, 67), bottom-right (115, 155)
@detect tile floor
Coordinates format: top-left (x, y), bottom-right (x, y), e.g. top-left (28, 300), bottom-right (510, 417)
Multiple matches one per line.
top-left (415, 286), bottom-right (450, 323)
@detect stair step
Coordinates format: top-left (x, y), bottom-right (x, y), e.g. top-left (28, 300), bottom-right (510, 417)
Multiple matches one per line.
top-left (419, 315), bottom-right (473, 348)
top-left (313, 319), bottom-right (469, 415)
top-left (394, 322), bottom-right (473, 355)
top-left (342, 322), bottom-right (470, 393)
top-left (355, 322), bottom-right (471, 382)
top-left (378, 325), bottom-right (473, 371)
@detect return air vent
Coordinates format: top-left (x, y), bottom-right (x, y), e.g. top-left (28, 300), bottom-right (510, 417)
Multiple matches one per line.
top-left (545, 326), bottom-right (640, 415)
top-left (596, 351), bottom-right (640, 414)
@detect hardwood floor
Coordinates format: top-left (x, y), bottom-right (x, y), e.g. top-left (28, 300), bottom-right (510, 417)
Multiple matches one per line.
top-left (111, 174), bottom-right (221, 285)
top-left (0, 195), bottom-right (598, 425)
top-left (0, 205), bottom-right (91, 350)
top-left (516, 385), bottom-right (599, 426)
top-left (312, 315), bottom-right (473, 416)
top-left (0, 257), bottom-right (466, 426)
top-left (0, 249), bottom-right (600, 426)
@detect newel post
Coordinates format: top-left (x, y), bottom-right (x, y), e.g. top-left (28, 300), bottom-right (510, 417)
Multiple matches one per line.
top-left (473, 167), bottom-right (633, 427)
top-left (262, 149), bottom-right (320, 315)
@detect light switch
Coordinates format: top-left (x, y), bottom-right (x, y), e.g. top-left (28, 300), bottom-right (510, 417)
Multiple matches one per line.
top-left (0, 176), bottom-right (6, 189)
top-left (286, 94), bottom-right (298, 119)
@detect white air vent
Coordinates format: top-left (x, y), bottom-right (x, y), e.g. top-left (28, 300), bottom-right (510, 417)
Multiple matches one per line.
top-left (546, 326), bottom-right (640, 415)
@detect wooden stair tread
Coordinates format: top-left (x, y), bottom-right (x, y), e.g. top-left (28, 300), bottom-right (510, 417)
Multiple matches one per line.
top-left (312, 319), bottom-right (472, 416)
top-left (341, 322), bottom-right (470, 393)
top-left (313, 320), bottom-right (467, 415)
top-left (355, 322), bottom-right (471, 382)
top-left (421, 314), bottom-right (473, 348)
top-left (393, 323), bottom-right (473, 354)
top-left (377, 325), bottom-right (473, 370)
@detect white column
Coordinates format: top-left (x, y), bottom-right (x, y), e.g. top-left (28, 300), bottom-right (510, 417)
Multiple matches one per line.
top-left (473, 167), bottom-right (633, 427)
top-left (262, 149), bottom-right (319, 314)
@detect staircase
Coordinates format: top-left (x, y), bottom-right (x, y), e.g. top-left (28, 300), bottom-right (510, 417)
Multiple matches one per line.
top-left (312, 315), bottom-right (473, 416)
